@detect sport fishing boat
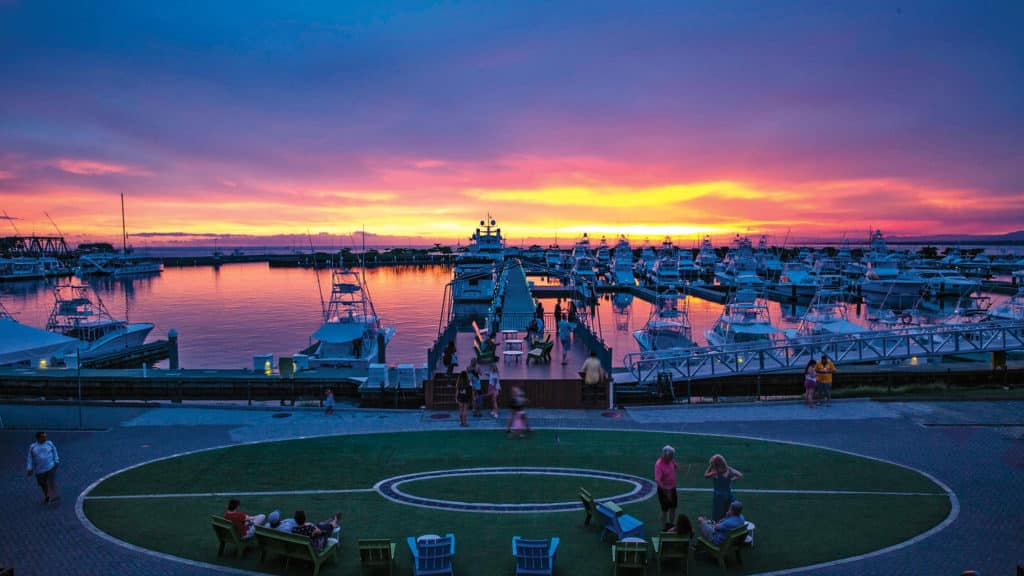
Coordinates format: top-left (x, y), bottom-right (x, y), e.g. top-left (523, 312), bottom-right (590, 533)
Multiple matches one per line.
top-left (912, 269), bottom-right (980, 299)
top-left (653, 236), bottom-right (682, 289)
top-left (633, 289), bottom-right (694, 351)
top-left (611, 236), bottom-right (635, 287)
top-left (695, 234), bottom-right (718, 274)
top-left (775, 261), bottom-right (818, 300)
top-left (789, 288), bottom-right (865, 339)
top-left (595, 236), bottom-right (611, 271)
top-left (307, 268), bottom-right (395, 369)
top-left (705, 287), bottom-right (781, 347)
top-left (715, 234), bottom-right (764, 288)
top-left (989, 288), bottom-right (1024, 322)
top-left (45, 283), bottom-right (154, 356)
top-left (451, 215), bottom-right (505, 318)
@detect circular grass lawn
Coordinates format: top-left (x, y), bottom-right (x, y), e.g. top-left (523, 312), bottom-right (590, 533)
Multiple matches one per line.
top-left (81, 430), bottom-right (952, 575)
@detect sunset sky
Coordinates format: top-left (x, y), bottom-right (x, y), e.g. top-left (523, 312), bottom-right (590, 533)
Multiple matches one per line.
top-left (1, 1), bottom-right (1022, 246)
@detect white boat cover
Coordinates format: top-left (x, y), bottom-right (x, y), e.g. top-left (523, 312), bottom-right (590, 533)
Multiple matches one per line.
top-left (313, 322), bottom-right (366, 343)
top-left (0, 317), bottom-right (79, 366)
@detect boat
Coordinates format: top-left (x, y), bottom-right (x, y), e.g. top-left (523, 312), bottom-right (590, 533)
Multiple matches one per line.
top-left (307, 268), bottom-right (395, 368)
top-left (0, 257), bottom-right (47, 281)
top-left (755, 235), bottom-right (783, 280)
top-left (75, 194), bottom-right (163, 278)
top-left (595, 236), bottom-right (611, 270)
top-left (636, 242), bottom-right (657, 279)
top-left (705, 287), bottom-right (781, 347)
top-left (678, 248), bottom-right (701, 280)
top-left (790, 288), bottom-right (865, 338)
top-left (451, 215), bottom-right (504, 317)
top-left (45, 283), bottom-right (154, 356)
top-left (544, 243), bottom-right (563, 270)
top-left (652, 236), bottom-right (682, 289)
top-left (611, 236), bottom-right (635, 287)
top-left (612, 291), bottom-right (633, 332)
top-left (989, 288), bottom-right (1024, 322)
top-left (695, 235), bottom-right (718, 274)
top-left (715, 234), bottom-right (764, 288)
top-left (0, 299), bottom-right (79, 367)
top-left (912, 269), bottom-right (980, 298)
top-left (633, 289), bottom-right (694, 351)
top-left (940, 293), bottom-right (993, 326)
top-left (571, 233), bottom-right (598, 297)
top-left (774, 262), bottom-right (818, 300)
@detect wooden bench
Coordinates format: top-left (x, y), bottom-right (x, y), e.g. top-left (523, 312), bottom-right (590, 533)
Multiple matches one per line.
top-left (211, 515), bottom-right (258, 559)
top-left (254, 525), bottom-right (339, 576)
top-left (358, 538), bottom-right (397, 575)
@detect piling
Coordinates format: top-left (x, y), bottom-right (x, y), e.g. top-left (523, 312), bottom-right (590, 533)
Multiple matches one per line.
top-left (168, 329), bottom-right (179, 370)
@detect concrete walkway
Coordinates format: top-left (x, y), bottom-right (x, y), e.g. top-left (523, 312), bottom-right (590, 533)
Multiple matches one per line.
top-left (1, 398), bottom-right (1021, 575)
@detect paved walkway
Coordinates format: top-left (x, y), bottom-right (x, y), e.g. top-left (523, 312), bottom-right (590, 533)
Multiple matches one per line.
top-left (1, 398), bottom-right (1021, 575)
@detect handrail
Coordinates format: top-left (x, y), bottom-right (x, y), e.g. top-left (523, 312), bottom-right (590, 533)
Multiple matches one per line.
top-left (623, 320), bottom-right (1024, 383)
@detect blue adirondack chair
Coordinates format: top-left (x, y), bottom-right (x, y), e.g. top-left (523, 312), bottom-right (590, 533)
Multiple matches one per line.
top-left (512, 536), bottom-right (559, 575)
top-left (406, 534), bottom-right (455, 576)
top-left (597, 504), bottom-right (645, 542)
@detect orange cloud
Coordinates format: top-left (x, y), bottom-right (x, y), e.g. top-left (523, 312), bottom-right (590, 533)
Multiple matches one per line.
top-left (51, 158), bottom-right (151, 177)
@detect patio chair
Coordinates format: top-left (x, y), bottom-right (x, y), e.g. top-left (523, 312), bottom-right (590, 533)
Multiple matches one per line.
top-left (210, 515), bottom-right (258, 559)
top-left (474, 340), bottom-right (497, 363)
top-left (597, 503), bottom-right (645, 543)
top-left (578, 487), bottom-right (597, 526)
top-left (696, 525), bottom-right (748, 574)
top-left (652, 532), bottom-right (690, 575)
top-left (611, 539), bottom-right (648, 575)
top-left (358, 539), bottom-right (397, 575)
top-left (406, 534), bottom-right (455, 576)
top-left (512, 536), bottom-right (559, 575)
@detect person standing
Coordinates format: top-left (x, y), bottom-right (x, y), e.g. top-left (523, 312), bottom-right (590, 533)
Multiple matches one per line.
top-left (580, 351), bottom-right (605, 386)
top-left (467, 357), bottom-right (483, 416)
top-left (324, 389), bottom-right (335, 416)
top-left (553, 300), bottom-right (563, 330)
top-left (814, 354), bottom-right (836, 407)
top-left (27, 431), bottom-right (60, 503)
top-left (655, 445), bottom-right (680, 530)
top-left (803, 359), bottom-right (817, 408)
top-left (442, 340), bottom-right (457, 378)
top-left (557, 314), bottom-right (572, 365)
top-left (456, 371), bottom-right (472, 427)
top-left (488, 365), bottom-right (501, 419)
top-left (705, 454), bottom-right (743, 521)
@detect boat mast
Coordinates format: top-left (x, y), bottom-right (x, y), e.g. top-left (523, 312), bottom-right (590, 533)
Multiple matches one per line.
top-left (121, 193), bottom-right (128, 256)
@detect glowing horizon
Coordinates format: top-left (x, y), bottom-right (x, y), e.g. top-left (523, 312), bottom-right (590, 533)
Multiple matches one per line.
top-left (2, 2), bottom-right (1022, 244)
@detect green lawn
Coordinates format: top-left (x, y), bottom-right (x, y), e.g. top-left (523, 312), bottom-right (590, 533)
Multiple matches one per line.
top-left (83, 430), bottom-right (951, 575)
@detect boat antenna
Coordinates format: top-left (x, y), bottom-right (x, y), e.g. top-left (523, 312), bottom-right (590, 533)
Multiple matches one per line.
top-left (2, 209), bottom-right (21, 235)
top-left (121, 193), bottom-right (129, 255)
top-left (308, 231), bottom-right (327, 321)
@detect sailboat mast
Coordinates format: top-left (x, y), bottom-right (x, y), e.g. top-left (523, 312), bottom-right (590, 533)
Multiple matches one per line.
top-left (120, 193), bottom-right (128, 255)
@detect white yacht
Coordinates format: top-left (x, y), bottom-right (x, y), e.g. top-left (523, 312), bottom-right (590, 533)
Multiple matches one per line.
top-left (76, 194), bottom-right (163, 278)
top-left (791, 288), bottom-right (865, 338)
top-left (452, 216), bottom-right (504, 317)
top-left (45, 284), bottom-right (153, 356)
top-left (611, 236), bottom-right (635, 287)
top-left (775, 262), bottom-right (818, 299)
top-left (544, 243), bottom-right (563, 270)
top-left (0, 258), bottom-right (46, 281)
top-left (755, 235), bottom-right (783, 280)
top-left (705, 287), bottom-right (781, 347)
top-left (715, 235), bottom-right (764, 288)
top-left (633, 289), bottom-right (694, 351)
top-left (695, 235), bottom-right (718, 274)
top-left (637, 242), bottom-right (657, 279)
top-left (595, 236), bottom-right (611, 270)
top-left (653, 236), bottom-right (682, 289)
top-left (678, 248), bottom-right (701, 280)
top-left (989, 288), bottom-right (1024, 322)
top-left (308, 268), bottom-right (395, 368)
top-left (913, 269), bottom-right (980, 298)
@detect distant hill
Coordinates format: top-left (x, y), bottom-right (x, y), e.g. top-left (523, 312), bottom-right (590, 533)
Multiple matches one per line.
top-left (886, 230), bottom-right (1024, 245)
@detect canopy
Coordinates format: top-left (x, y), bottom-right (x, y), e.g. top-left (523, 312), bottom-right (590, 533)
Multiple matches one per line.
top-left (313, 321), bottom-right (367, 344)
top-left (0, 318), bottom-right (80, 366)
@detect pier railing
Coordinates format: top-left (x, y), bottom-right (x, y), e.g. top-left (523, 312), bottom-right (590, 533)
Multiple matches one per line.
top-left (622, 320), bottom-right (1024, 384)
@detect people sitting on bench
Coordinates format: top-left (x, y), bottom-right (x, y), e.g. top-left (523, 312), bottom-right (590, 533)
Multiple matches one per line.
top-left (223, 498), bottom-right (266, 540)
top-left (290, 510), bottom-right (341, 553)
top-left (696, 501), bottom-right (745, 545)
top-left (264, 509), bottom-right (299, 532)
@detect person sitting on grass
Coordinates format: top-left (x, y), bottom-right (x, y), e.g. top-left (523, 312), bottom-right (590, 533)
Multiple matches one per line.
top-left (223, 498), bottom-right (266, 540)
top-left (696, 501), bottom-right (745, 545)
top-left (290, 510), bottom-right (341, 552)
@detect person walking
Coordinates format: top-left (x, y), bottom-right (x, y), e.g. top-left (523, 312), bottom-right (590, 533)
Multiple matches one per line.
top-left (506, 385), bottom-right (531, 437)
top-left (557, 314), bottom-right (572, 365)
top-left (814, 354), bottom-right (836, 407)
top-left (705, 454), bottom-right (743, 521)
top-left (488, 365), bottom-right (501, 418)
top-left (324, 389), bottom-right (335, 416)
top-left (27, 431), bottom-right (60, 503)
top-left (803, 358), bottom-right (817, 408)
top-left (442, 340), bottom-right (457, 378)
top-left (655, 445), bottom-right (680, 531)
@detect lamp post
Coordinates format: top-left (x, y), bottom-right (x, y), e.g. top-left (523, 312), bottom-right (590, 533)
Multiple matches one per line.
top-left (76, 349), bottom-right (82, 430)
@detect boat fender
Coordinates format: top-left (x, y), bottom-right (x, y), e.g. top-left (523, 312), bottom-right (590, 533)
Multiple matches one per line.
top-left (900, 313), bottom-right (913, 325)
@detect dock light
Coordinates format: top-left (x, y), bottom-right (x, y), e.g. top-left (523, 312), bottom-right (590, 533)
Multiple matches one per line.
top-left (737, 357), bottom-right (743, 364)
top-left (39, 359), bottom-right (48, 369)
top-left (264, 360), bottom-right (272, 375)
top-left (910, 356), bottom-right (918, 366)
